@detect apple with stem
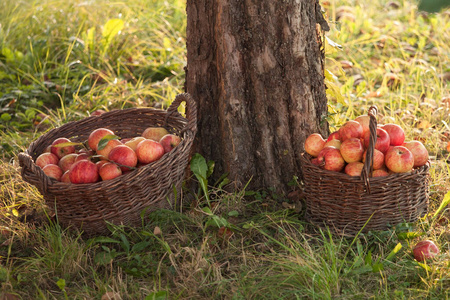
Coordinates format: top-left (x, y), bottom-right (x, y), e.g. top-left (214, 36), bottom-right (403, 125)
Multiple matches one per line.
top-left (316, 146), bottom-right (345, 172)
top-left (385, 146), bottom-right (414, 173)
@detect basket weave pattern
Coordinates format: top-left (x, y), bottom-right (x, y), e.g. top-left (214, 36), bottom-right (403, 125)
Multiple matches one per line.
top-left (300, 106), bottom-right (430, 235)
top-left (19, 93), bottom-right (197, 236)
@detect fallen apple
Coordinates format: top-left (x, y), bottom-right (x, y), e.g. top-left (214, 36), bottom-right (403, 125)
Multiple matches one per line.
top-left (304, 133), bottom-right (326, 157)
top-left (413, 240), bottom-right (439, 262)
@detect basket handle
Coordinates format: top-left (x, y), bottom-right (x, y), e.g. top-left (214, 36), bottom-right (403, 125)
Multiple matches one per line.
top-left (165, 93), bottom-right (197, 134)
top-left (18, 151), bottom-right (54, 194)
top-left (361, 106), bottom-right (378, 192)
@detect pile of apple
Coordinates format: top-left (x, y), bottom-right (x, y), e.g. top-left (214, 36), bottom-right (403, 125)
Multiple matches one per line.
top-left (304, 115), bottom-right (429, 177)
top-left (34, 127), bottom-right (181, 184)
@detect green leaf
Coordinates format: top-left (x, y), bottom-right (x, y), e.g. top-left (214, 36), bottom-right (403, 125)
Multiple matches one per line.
top-left (190, 153), bottom-right (207, 179)
top-left (418, 0), bottom-right (450, 12)
top-left (0, 113), bottom-right (11, 122)
top-left (228, 210), bottom-right (239, 217)
top-left (97, 134), bottom-right (120, 151)
top-left (145, 290), bottom-right (168, 300)
top-left (1, 47), bottom-right (15, 62)
top-left (432, 190), bottom-right (450, 221)
top-left (386, 243), bottom-right (402, 261)
top-left (56, 278), bottom-right (66, 291)
top-left (94, 251), bottom-right (115, 265)
top-left (131, 241), bottom-right (151, 253)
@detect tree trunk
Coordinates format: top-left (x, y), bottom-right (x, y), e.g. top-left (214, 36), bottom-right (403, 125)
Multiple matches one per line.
top-left (185, 0), bottom-right (328, 195)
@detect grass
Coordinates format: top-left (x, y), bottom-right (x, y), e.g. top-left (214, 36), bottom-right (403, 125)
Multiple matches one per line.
top-left (1, 0), bottom-right (450, 298)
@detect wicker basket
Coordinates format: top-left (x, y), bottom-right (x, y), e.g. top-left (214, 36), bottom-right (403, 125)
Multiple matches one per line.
top-left (18, 93), bottom-right (197, 236)
top-left (300, 106), bottom-right (430, 236)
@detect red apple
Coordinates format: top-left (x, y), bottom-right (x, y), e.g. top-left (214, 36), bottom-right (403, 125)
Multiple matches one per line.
top-left (96, 160), bottom-right (109, 171)
top-left (340, 137), bottom-right (365, 163)
top-left (88, 128), bottom-right (115, 151)
top-left (42, 164), bottom-right (63, 181)
top-left (90, 109), bottom-right (106, 116)
top-left (363, 127), bottom-right (390, 153)
top-left (99, 162), bottom-right (123, 181)
top-left (51, 137), bottom-right (76, 159)
top-left (69, 160), bottom-right (99, 184)
top-left (96, 139), bottom-right (122, 160)
top-left (354, 115), bottom-right (371, 136)
top-left (124, 136), bottom-right (146, 151)
top-left (340, 120), bottom-right (364, 141)
top-left (135, 139), bottom-right (165, 164)
top-left (327, 131), bottom-right (341, 141)
top-left (108, 145), bottom-right (138, 171)
top-left (362, 148), bottom-right (385, 170)
top-left (304, 133), bottom-right (326, 157)
top-left (403, 140), bottom-right (429, 168)
top-left (382, 123), bottom-right (405, 146)
top-left (159, 134), bottom-right (182, 153)
top-left (385, 146), bottom-right (414, 173)
top-left (413, 240), bottom-right (440, 262)
top-left (372, 169), bottom-right (389, 177)
top-left (58, 153), bottom-right (78, 173)
top-left (35, 152), bottom-right (59, 169)
top-left (61, 170), bottom-right (71, 183)
top-left (75, 153), bottom-right (91, 162)
top-left (142, 127), bottom-right (169, 141)
top-left (316, 146), bottom-right (345, 172)
top-left (344, 162), bottom-right (364, 177)
top-left (43, 145), bottom-right (52, 153)
top-left (324, 139), bottom-right (341, 150)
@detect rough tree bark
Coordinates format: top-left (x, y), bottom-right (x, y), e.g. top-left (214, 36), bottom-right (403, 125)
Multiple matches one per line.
top-left (185, 0), bottom-right (328, 195)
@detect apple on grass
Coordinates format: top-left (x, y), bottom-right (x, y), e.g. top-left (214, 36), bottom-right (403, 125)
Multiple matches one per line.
top-left (316, 146), bottom-right (345, 172)
top-left (304, 133), bottom-right (326, 157)
top-left (345, 162), bottom-right (364, 177)
top-left (108, 145), bottom-right (138, 171)
top-left (88, 128), bottom-right (115, 151)
top-left (363, 127), bottom-right (390, 154)
top-left (403, 140), bottom-right (429, 168)
top-left (135, 139), bottom-right (165, 164)
top-left (35, 152), bottom-right (59, 169)
top-left (413, 240), bottom-right (439, 262)
top-left (160, 134), bottom-right (182, 153)
top-left (42, 164), bottom-right (63, 181)
top-left (340, 120), bottom-right (364, 141)
top-left (50, 137), bottom-right (77, 159)
top-left (142, 127), bottom-right (169, 142)
top-left (340, 137), bottom-right (365, 163)
top-left (99, 162), bottom-right (123, 181)
top-left (69, 160), bottom-right (99, 184)
top-left (385, 146), bottom-right (414, 173)
top-left (382, 123), bottom-right (405, 146)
